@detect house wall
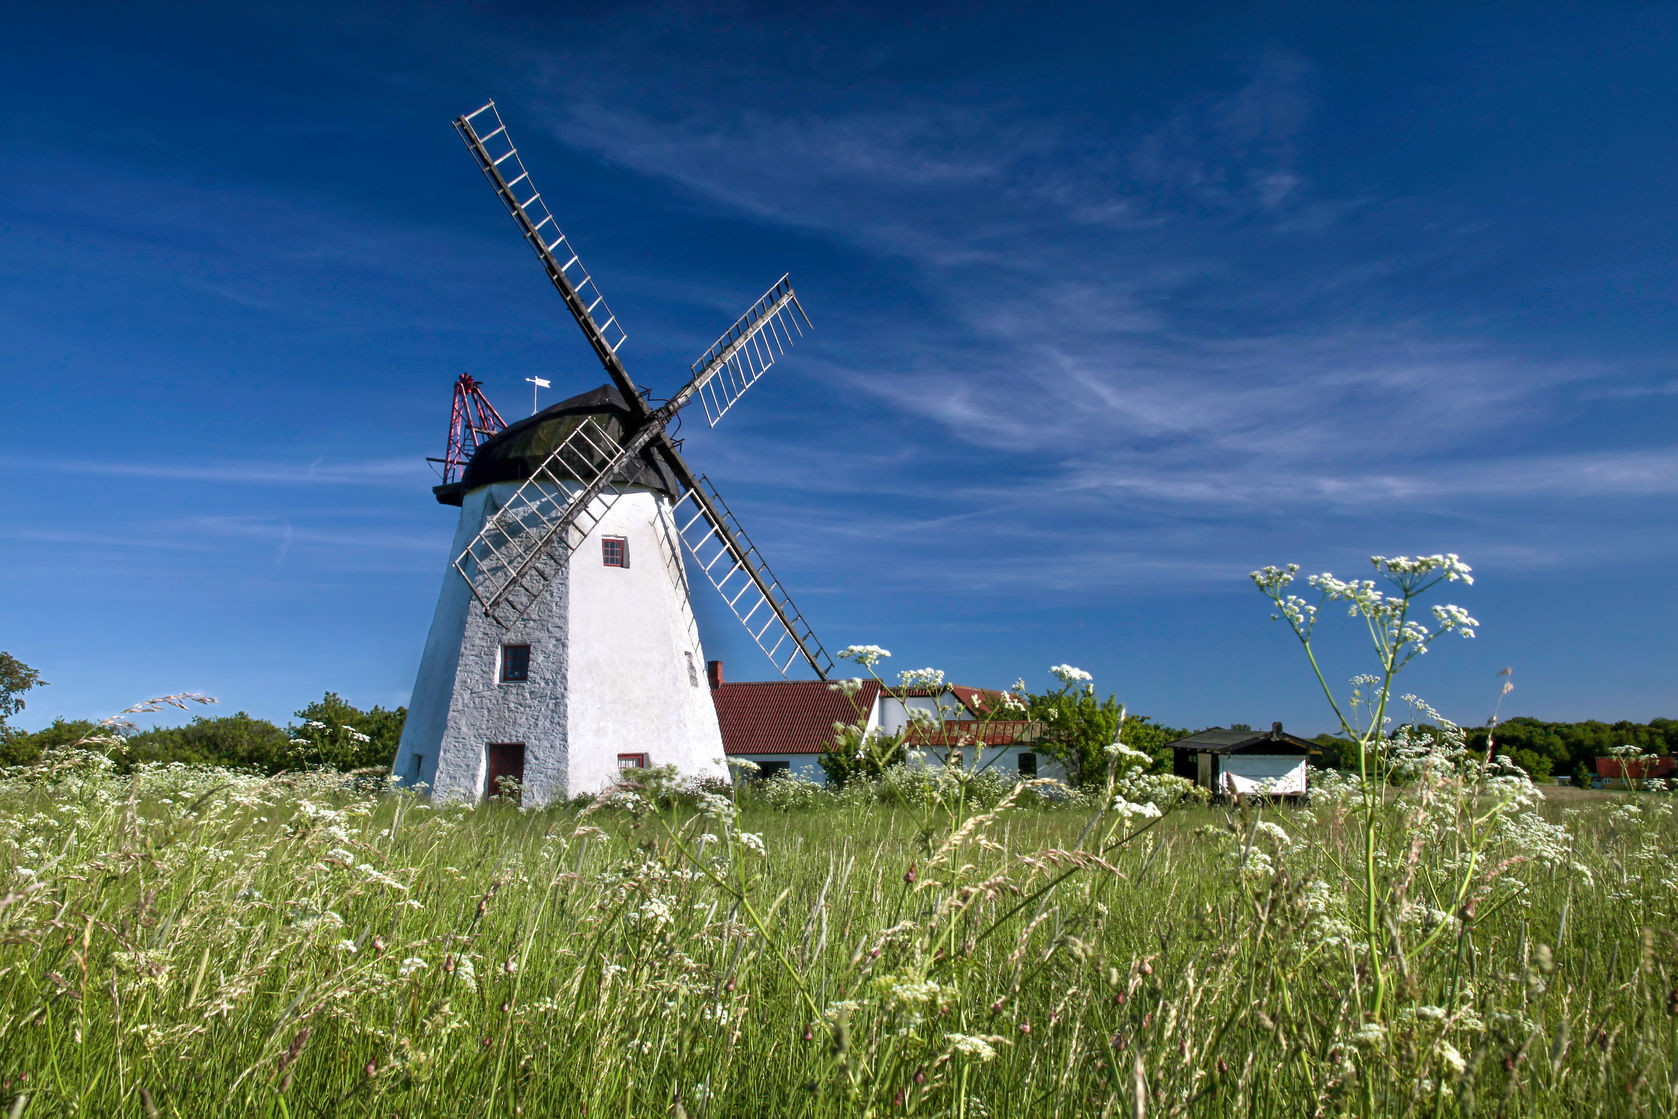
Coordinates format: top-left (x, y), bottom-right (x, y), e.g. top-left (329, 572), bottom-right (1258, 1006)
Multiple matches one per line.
top-left (736, 753), bottom-right (826, 782)
top-left (875, 692), bottom-right (977, 734)
top-left (736, 745), bottom-right (1062, 785)
top-left (1215, 754), bottom-right (1308, 796)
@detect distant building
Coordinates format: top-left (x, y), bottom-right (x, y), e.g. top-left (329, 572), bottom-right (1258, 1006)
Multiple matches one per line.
top-left (1168, 723), bottom-right (1314, 799)
top-left (707, 661), bottom-right (1056, 783)
top-left (1596, 754), bottom-right (1676, 788)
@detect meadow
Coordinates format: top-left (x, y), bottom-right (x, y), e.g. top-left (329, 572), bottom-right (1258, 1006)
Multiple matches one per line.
top-left (0, 756), bottom-right (1673, 1118)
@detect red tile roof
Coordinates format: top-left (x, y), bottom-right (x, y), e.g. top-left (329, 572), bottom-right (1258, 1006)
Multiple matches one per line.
top-left (905, 719), bottom-right (1045, 747)
top-left (712, 679), bottom-right (883, 756)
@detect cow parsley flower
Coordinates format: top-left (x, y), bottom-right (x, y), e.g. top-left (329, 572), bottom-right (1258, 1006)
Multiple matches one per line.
top-left (838, 645), bottom-right (891, 667)
top-left (945, 1033), bottom-right (1003, 1061)
top-left (1049, 664), bottom-right (1092, 686)
top-left (1112, 796), bottom-right (1162, 820)
top-left (899, 668), bottom-right (945, 689)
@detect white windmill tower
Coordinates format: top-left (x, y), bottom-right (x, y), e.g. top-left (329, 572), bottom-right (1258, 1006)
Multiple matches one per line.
top-left (393, 102), bottom-right (835, 804)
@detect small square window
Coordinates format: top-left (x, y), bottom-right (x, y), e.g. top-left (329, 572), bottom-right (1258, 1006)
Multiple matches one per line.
top-left (1018, 751), bottom-right (1038, 777)
top-left (617, 753), bottom-right (648, 770)
top-left (602, 536), bottom-right (629, 568)
top-left (500, 644), bottom-right (531, 683)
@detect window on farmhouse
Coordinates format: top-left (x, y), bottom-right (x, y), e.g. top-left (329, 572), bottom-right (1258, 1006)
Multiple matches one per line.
top-left (602, 536), bottom-right (629, 567)
top-left (500, 644), bottom-right (531, 683)
top-left (1017, 751), bottom-right (1038, 777)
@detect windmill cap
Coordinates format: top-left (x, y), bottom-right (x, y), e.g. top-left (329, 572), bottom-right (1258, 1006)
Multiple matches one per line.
top-left (433, 383), bottom-right (681, 506)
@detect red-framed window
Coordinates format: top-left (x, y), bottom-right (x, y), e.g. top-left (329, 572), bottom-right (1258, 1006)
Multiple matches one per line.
top-left (602, 536), bottom-right (629, 568)
top-left (616, 753), bottom-right (648, 770)
top-left (500, 644), bottom-right (531, 683)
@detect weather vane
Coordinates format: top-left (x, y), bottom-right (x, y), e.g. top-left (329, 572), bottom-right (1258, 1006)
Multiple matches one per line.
top-left (525, 375), bottom-right (551, 414)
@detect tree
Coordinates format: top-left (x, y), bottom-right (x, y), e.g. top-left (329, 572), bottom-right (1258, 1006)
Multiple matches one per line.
top-left (0, 653), bottom-right (43, 735)
top-left (124, 713), bottom-right (292, 772)
top-left (287, 693), bottom-right (405, 771)
top-left (2, 716), bottom-right (97, 767)
top-left (818, 722), bottom-right (906, 787)
top-left (1021, 686), bottom-right (1130, 789)
top-left (1311, 733), bottom-right (1361, 770)
top-left (1118, 715), bottom-right (1191, 773)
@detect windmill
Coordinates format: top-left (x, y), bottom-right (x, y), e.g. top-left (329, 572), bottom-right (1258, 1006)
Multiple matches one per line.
top-left (393, 101), bottom-right (834, 804)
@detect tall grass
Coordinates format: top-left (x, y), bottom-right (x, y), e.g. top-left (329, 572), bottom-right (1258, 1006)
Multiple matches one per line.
top-left (0, 756), bottom-right (1673, 1117)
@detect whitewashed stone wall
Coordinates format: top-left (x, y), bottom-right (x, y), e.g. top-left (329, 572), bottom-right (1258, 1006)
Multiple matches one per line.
top-left (565, 491), bottom-right (727, 792)
top-left (394, 482), bottom-right (726, 805)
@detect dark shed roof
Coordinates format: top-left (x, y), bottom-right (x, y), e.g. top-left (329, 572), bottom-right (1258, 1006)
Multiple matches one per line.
top-left (1168, 723), bottom-right (1315, 755)
top-left (433, 384), bottom-right (679, 506)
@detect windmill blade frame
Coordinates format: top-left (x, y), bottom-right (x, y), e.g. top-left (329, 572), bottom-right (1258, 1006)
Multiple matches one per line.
top-left (684, 275), bottom-right (811, 428)
top-left (452, 416), bottom-right (634, 625)
top-left (454, 102), bottom-right (649, 418)
top-left (669, 474), bottom-right (834, 680)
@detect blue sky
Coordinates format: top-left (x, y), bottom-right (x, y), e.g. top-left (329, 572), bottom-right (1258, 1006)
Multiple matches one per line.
top-left (3, 2), bottom-right (1674, 737)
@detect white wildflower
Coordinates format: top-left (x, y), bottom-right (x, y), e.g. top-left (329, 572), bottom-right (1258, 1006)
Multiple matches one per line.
top-left (1112, 796), bottom-right (1162, 820)
top-left (945, 1033), bottom-right (1003, 1061)
top-left (1352, 1021), bottom-right (1387, 1045)
top-left (898, 667), bottom-right (945, 690)
top-left (838, 645), bottom-right (891, 667)
top-left (1049, 664), bottom-right (1092, 686)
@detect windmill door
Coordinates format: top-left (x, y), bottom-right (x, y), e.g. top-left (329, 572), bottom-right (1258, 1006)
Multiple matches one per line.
top-left (485, 743), bottom-right (526, 803)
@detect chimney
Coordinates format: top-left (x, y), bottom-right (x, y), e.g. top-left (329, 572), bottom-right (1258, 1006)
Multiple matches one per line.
top-left (706, 660), bottom-right (724, 689)
top-left (1271, 721), bottom-right (1283, 738)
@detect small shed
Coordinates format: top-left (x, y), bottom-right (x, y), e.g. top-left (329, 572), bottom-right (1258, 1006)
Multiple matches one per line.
top-left (1169, 723), bottom-right (1314, 799)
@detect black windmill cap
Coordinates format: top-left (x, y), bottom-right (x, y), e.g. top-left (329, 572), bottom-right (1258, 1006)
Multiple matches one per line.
top-left (433, 383), bottom-right (680, 506)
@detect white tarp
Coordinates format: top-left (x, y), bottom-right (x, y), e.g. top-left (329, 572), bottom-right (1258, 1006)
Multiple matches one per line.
top-left (1217, 755), bottom-right (1307, 796)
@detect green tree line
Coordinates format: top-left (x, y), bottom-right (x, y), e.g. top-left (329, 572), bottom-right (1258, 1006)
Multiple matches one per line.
top-left (1310, 716), bottom-right (1678, 783)
top-left (0, 653), bottom-right (404, 772)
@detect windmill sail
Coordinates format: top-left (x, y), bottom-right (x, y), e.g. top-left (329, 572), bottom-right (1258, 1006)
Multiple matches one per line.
top-left (452, 417), bottom-right (633, 625)
top-left (451, 100), bottom-right (831, 676)
top-left (455, 102), bottom-right (646, 415)
top-left (454, 275), bottom-right (815, 623)
top-left (685, 275), bottom-right (811, 428)
top-left (670, 475), bottom-right (834, 679)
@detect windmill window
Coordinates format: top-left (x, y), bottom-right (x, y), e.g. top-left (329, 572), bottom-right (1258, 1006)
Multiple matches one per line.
top-left (685, 652), bottom-right (699, 688)
top-left (602, 536), bottom-right (629, 568)
top-left (500, 644), bottom-right (531, 683)
top-left (617, 753), bottom-right (648, 770)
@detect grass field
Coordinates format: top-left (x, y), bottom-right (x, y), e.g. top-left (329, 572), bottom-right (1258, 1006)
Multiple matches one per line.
top-left (0, 756), bottom-right (1674, 1118)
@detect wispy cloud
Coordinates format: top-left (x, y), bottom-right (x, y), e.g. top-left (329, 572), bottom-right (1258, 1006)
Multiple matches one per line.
top-left (5, 454), bottom-right (432, 486)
